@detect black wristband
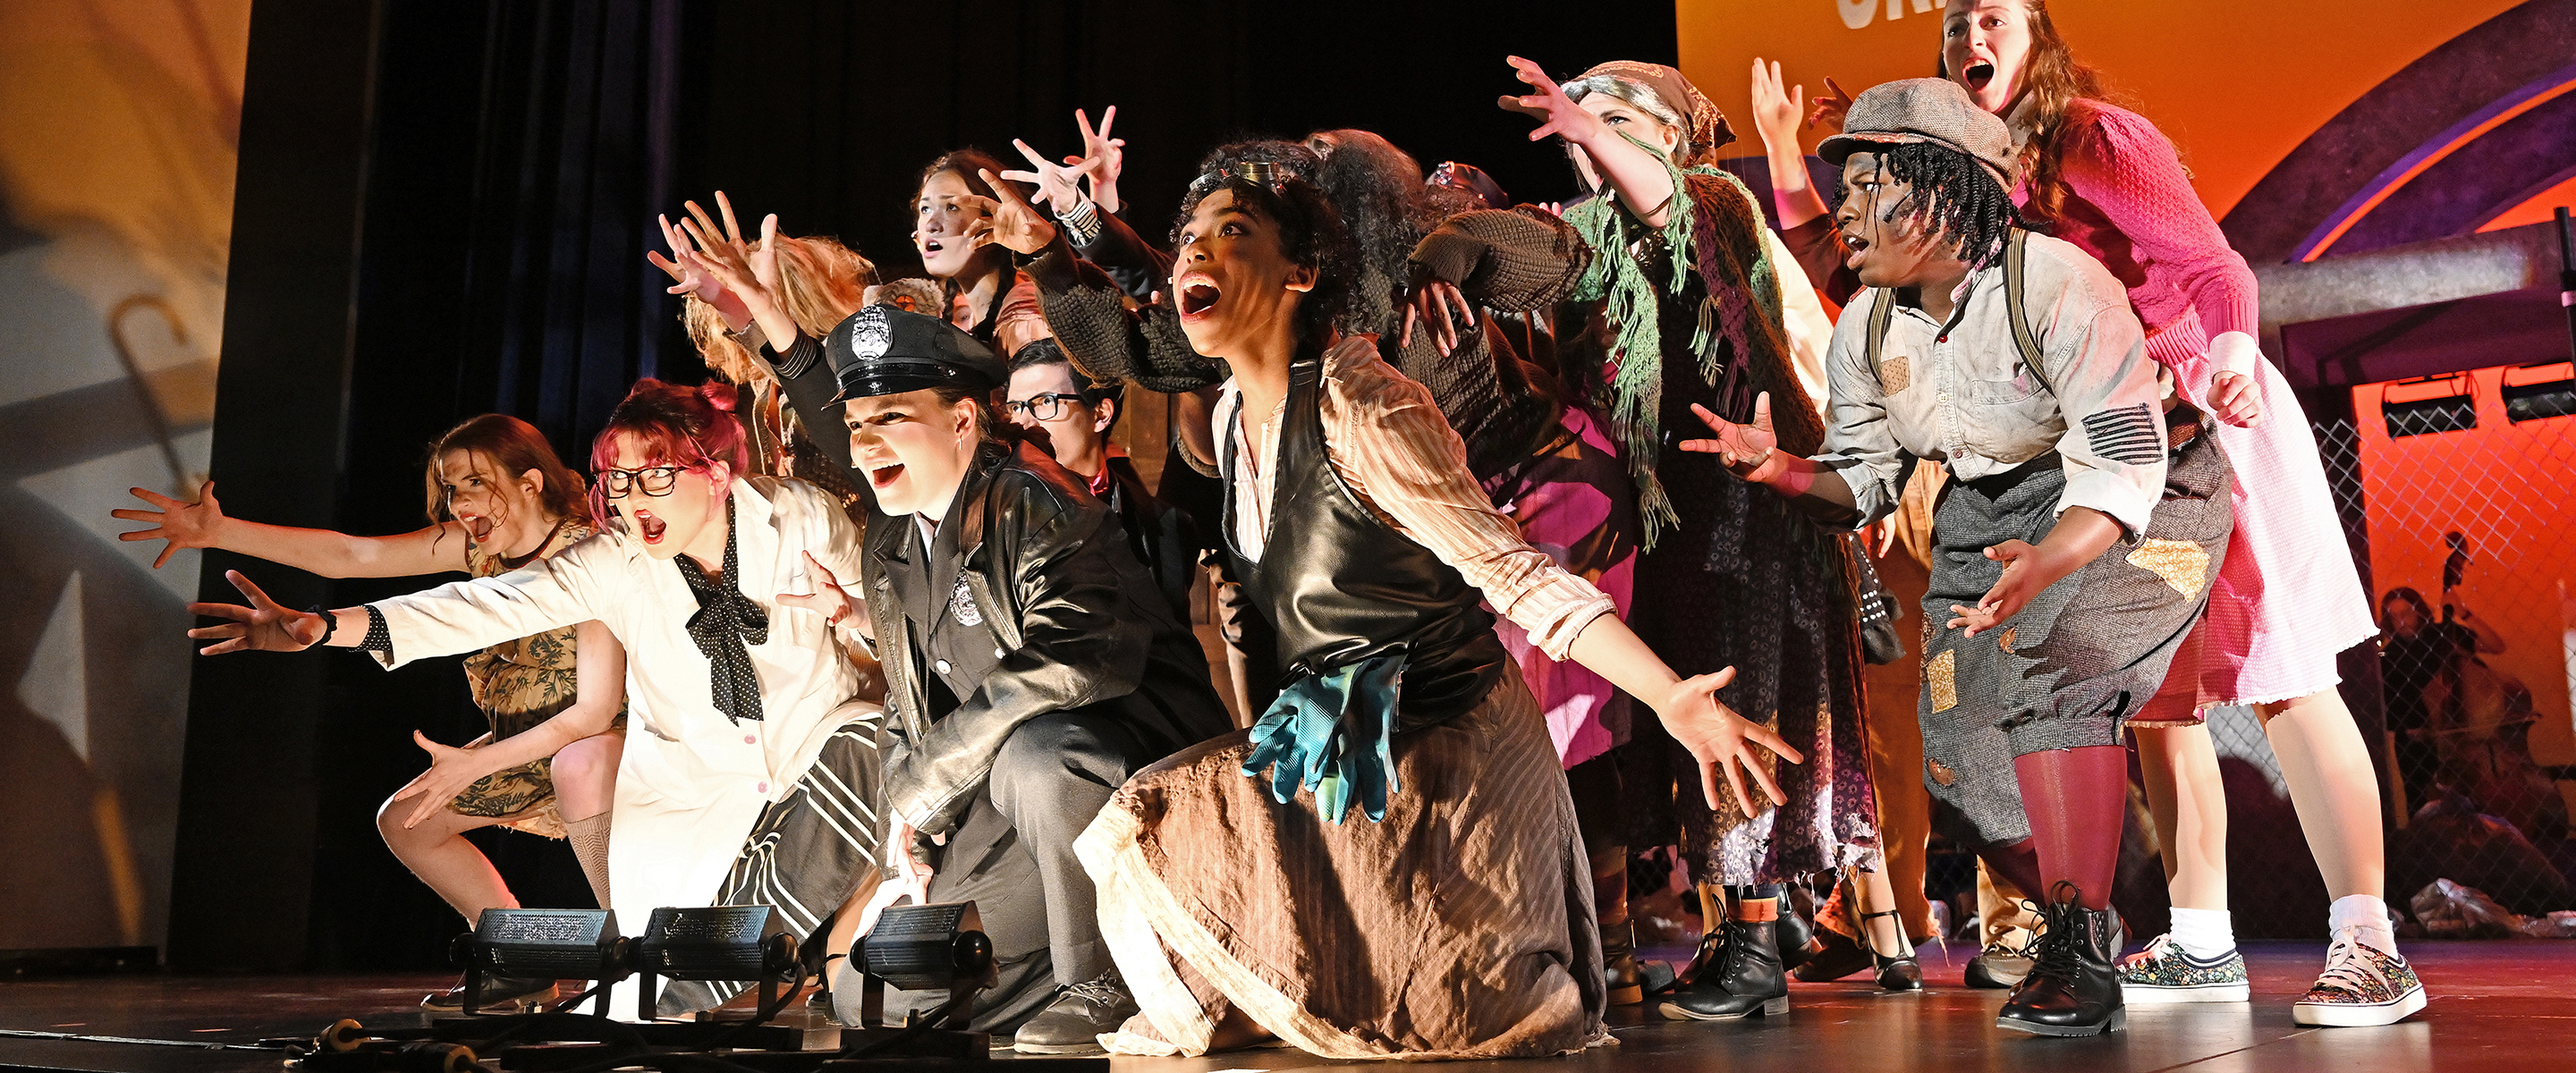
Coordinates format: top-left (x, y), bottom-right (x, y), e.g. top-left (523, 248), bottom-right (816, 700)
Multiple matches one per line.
top-left (306, 604), bottom-right (339, 647)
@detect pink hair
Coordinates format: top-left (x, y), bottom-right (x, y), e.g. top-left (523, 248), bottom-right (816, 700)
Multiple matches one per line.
top-left (588, 379), bottom-right (748, 522)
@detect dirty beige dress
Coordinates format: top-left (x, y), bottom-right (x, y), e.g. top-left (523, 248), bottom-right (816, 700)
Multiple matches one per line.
top-left (1075, 339), bottom-right (1611, 1060)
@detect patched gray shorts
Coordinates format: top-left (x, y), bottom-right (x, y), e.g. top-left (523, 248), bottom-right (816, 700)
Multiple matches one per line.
top-left (1916, 430), bottom-right (2233, 849)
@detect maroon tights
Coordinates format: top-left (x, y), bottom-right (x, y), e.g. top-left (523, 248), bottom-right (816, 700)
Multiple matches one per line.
top-left (1978, 745), bottom-right (2130, 911)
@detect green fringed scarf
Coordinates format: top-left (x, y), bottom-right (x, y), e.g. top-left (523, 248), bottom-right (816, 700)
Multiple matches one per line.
top-left (1565, 134), bottom-right (1797, 549)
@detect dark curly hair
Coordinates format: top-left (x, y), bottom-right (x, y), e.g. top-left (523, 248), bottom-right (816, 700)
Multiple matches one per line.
top-left (1174, 145), bottom-right (1358, 351)
top-left (1830, 140), bottom-right (2023, 271)
top-left (1302, 130), bottom-right (1438, 334)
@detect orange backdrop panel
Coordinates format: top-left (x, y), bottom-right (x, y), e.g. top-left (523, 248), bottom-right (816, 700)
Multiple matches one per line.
top-left (2352, 368), bottom-right (2576, 773)
top-left (1675, 0), bottom-right (2525, 219)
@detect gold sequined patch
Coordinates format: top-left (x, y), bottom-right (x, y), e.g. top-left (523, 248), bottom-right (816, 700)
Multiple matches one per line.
top-left (1927, 649), bottom-right (1958, 713)
top-left (1879, 354), bottom-right (1911, 394)
top-left (1927, 757), bottom-right (1957, 787)
top-left (1998, 627), bottom-right (2015, 654)
top-left (2128, 538), bottom-right (2212, 598)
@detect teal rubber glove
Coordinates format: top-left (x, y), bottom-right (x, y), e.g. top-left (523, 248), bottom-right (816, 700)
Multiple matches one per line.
top-left (1241, 653), bottom-right (1405, 824)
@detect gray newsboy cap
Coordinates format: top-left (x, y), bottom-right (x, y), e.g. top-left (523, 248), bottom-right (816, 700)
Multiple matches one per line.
top-left (1818, 78), bottom-right (2019, 190)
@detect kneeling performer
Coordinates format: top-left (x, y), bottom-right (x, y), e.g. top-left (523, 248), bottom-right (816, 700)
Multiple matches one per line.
top-left (823, 304), bottom-right (1232, 1049)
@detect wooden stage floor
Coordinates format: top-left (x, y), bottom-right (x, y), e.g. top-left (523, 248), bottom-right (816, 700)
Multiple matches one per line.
top-left (0, 941), bottom-right (2565, 1072)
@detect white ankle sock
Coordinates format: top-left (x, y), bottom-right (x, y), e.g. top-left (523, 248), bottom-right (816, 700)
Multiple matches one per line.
top-left (2329, 895), bottom-right (2398, 956)
top-left (2168, 907), bottom-right (2235, 960)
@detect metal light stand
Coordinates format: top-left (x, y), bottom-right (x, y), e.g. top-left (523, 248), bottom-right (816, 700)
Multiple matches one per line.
top-left (294, 901), bottom-right (1110, 1072)
top-left (451, 908), bottom-right (630, 1018)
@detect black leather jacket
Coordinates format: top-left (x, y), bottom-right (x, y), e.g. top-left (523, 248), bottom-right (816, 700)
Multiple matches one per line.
top-left (861, 442), bottom-right (1228, 858)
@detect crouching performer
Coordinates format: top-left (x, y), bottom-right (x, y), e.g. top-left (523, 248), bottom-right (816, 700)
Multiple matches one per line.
top-left (820, 305), bottom-right (1233, 1050)
top-left (189, 382), bottom-right (885, 1018)
top-left (1074, 166), bottom-right (1793, 1060)
top-left (1684, 80), bottom-right (2233, 1037)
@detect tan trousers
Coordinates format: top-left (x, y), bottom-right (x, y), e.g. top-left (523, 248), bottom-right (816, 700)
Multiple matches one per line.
top-left (1858, 465), bottom-right (1947, 941)
top-left (1978, 863), bottom-right (2043, 948)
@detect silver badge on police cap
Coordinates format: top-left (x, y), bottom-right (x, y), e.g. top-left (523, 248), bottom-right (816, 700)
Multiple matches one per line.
top-left (847, 304), bottom-right (894, 363)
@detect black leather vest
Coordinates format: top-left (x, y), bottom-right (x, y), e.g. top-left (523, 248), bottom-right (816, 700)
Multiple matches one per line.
top-left (1223, 358), bottom-right (1506, 730)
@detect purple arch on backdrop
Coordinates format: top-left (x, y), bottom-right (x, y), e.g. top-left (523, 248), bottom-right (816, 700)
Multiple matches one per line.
top-left (2219, 0), bottom-right (2576, 263)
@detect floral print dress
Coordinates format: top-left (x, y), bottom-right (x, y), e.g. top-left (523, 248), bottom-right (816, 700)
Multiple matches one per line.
top-left (446, 520), bottom-right (622, 837)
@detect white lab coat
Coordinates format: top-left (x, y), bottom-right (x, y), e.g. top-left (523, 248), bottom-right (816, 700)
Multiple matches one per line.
top-left (369, 477), bottom-right (873, 1013)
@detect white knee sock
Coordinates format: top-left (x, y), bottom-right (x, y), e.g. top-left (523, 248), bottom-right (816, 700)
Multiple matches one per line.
top-left (2168, 906), bottom-right (2235, 959)
top-left (2328, 894), bottom-right (2398, 956)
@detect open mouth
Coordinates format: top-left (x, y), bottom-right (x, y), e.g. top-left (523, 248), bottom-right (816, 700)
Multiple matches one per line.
top-left (459, 514), bottom-right (495, 542)
top-left (921, 238), bottom-right (946, 256)
top-left (1840, 232), bottom-right (1870, 269)
top-left (1177, 280), bottom-right (1222, 320)
top-left (634, 511), bottom-right (668, 544)
top-left (868, 462), bottom-right (905, 490)
top-left (1965, 61), bottom-right (1996, 93)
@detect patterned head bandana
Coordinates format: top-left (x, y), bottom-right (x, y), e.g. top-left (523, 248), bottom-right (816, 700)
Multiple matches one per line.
top-left (1563, 61), bottom-right (1733, 167)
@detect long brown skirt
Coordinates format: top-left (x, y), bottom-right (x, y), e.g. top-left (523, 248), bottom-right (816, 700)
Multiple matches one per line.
top-left (1075, 666), bottom-right (1608, 1060)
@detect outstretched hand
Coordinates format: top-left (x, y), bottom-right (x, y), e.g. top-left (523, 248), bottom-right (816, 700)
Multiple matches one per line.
top-left (648, 215), bottom-right (723, 302)
top-left (1072, 106), bottom-right (1125, 214)
top-left (1497, 55), bottom-right (1603, 146)
top-left (962, 169), bottom-right (1058, 255)
top-left (681, 209), bottom-right (783, 312)
top-left (1677, 394), bottom-right (1781, 480)
top-left (1650, 667), bottom-right (1804, 817)
top-left (1400, 280), bottom-right (1477, 355)
top-left (387, 731), bottom-right (498, 830)
top-left (114, 481), bottom-right (225, 569)
top-left (187, 570), bottom-right (326, 655)
top-left (1749, 58), bottom-right (1806, 151)
top-left (999, 138), bottom-right (1106, 212)
top-left (1809, 76), bottom-right (1854, 133)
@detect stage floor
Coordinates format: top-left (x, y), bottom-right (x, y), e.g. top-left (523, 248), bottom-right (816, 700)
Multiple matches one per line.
top-left (0, 942), bottom-right (2564, 1072)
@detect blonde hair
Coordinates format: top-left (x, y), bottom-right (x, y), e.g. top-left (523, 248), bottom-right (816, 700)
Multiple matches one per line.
top-left (684, 234), bottom-right (877, 384)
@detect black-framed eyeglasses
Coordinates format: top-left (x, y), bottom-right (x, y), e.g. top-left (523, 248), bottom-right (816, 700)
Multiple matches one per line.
top-left (1002, 393), bottom-right (1089, 422)
top-left (597, 465), bottom-right (687, 497)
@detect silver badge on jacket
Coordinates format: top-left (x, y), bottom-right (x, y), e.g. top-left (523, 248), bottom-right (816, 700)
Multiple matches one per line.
top-left (948, 577), bottom-right (984, 627)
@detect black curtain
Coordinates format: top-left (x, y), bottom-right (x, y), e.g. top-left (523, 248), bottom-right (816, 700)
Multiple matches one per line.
top-left (177, 0), bottom-right (699, 971)
top-left (686, 2), bottom-right (1678, 292)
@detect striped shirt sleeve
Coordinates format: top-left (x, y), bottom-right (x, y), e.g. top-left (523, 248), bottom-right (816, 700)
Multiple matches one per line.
top-left (1316, 340), bottom-right (1616, 659)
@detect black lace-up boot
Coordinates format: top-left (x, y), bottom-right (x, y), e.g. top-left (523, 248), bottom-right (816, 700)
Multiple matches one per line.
top-left (1659, 916), bottom-right (1790, 1021)
top-left (1996, 884), bottom-right (2124, 1036)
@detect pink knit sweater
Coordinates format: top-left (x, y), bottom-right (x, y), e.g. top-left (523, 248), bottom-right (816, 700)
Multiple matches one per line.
top-left (2026, 98), bottom-right (2376, 706)
top-left (2038, 99), bottom-right (2261, 347)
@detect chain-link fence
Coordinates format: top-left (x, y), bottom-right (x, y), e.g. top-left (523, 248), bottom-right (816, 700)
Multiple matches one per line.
top-left (2213, 365), bottom-right (2576, 939)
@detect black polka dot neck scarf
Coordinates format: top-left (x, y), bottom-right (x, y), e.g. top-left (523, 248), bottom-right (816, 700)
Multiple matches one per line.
top-left (674, 497), bottom-right (768, 723)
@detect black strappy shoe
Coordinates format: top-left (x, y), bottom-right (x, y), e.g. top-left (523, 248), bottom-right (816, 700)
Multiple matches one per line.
top-left (1859, 908), bottom-right (1921, 992)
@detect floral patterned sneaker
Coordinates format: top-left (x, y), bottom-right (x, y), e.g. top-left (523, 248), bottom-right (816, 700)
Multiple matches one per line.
top-left (2293, 927), bottom-right (2427, 1027)
top-left (2116, 934), bottom-right (2249, 1003)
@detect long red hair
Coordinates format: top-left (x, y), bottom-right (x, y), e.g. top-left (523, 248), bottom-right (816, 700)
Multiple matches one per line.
top-left (1940, 0), bottom-right (2120, 224)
